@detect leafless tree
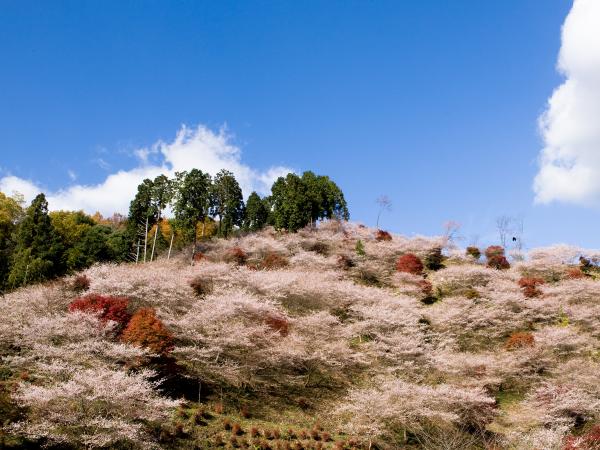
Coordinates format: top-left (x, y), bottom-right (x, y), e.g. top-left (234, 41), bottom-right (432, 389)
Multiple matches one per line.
top-left (375, 195), bottom-right (392, 229)
top-left (443, 220), bottom-right (462, 247)
top-left (496, 215), bottom-right (512, 248)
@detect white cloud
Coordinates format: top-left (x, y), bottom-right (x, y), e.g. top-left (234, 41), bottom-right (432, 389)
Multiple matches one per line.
top-left (67, 170), bottom-right (77, 181)
top-left (0, 125), bottom-right (293, 216)
top-left (534, 0), bottom-right (600, 206)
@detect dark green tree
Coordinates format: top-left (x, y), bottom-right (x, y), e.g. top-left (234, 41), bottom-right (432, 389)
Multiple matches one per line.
top-left (211, 169), bottom-right (244, 237)
top-left (243, 191), bottom-right (269, 231)
top-left (270, 173), bottom-right (311, 232)
top-left (8, 194), bottom-right (64, 287)
top-left (173, 169), bottom-right (212, 262)
top-left (127, 178), bottom-right (159, 261)
top-left (301, 171), bottom-right (349, 225)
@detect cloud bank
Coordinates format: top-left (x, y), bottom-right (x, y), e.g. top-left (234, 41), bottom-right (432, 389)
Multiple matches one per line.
top-left (534, 0), bottom-right (600, 206)
top-left (0, 125), bottom-right (293, 216)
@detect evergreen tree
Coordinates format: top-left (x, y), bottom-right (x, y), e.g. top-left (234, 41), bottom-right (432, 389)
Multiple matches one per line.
top-left (8, 194), bottom-right (64, 287)
top-left (270, 173), bottom-right (311, 232)
top-left (243, 191), bottom-right (269, 231)
top-left (211, 169), bottom-right (244, 237)
top-left (173, 169), bottom-right (212, 262)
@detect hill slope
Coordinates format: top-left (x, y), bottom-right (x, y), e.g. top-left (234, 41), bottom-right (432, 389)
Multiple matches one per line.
top-left (1, 222), bottom-right (600, 449)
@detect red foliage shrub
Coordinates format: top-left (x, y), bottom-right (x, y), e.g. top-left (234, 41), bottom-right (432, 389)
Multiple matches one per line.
top-left (71, 274), bottom-right (90, 292)
top-left (485, 245), bottom-right (505, 259)
top-left (264, 314), bottom-right (290, 336)
top-left (396, 253), bottom-right (424, 275)
top-left (69, 294), bottom-right (131, 330)
top-left (226, 247), bottom-right (248, 265)
top-left (240, 404), bottom-right (250, 418)
top-left (518, 277), bottom-right (545, 298)
top-left (121, 308), bottom-right (174, 355)
top-left (193, 252), bottom-right (205, 262)
top-left (189, 276), bottom-right (213, 297)
top-left (466, 246), bottom-right (481, 259)
top-left (487, 255), bottom-right (510, 270)
top-left (504, 332), bottom-right (535, 350)
top-left (375, 229), bottom-right (392, 241)
top-left (261, 252), bottom-right (288, 270)
top-left (563, 424), bottom-right (600, 450)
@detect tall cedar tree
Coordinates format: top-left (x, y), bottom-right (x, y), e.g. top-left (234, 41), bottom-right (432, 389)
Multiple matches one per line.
top-left (173, 169), bottom-right (212, 262)
top-left (8, 194), bottom-right (64, 287)
top-left (211, 169), bottom-right (245, 237)
top-left (0, 192), bottom-right (24, 291)
top-left (243, 191), bottom-right (269, 231)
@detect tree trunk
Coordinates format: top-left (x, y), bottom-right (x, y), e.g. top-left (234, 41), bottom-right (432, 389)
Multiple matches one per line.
top-left (143, 217), bottom-right (148, 263)
top-left (150, 212), bottom-right (160, 262)
top-left (135, 239), bottom-right (140, 264)
top-left (190, 233), bottom-right (197, 266)
top-left (167, 233), bottom-right (174, 260)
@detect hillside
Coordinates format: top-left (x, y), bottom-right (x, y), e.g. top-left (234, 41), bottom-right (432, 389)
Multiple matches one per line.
top-left (1, 221), bottom-right (600, 449)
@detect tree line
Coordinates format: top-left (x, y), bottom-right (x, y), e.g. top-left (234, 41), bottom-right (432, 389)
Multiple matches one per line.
top-left (0, 170), bottom-right (347, 292)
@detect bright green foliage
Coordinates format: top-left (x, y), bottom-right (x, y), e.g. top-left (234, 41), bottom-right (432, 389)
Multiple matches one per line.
top-left (355, 239), bottom-right (366, 256)
top-left (0, 192), bottom-right (24, 290)
top-left (211, 169), bottom-right (244, 237)
top-left (243, 191), bottom-right (269, 231)
top-left (8, 194), bottom-right (64, 287)
top-left (173, 169), bottom-right (212, 246)
top-left (270, 172), bottom-right (349, 232)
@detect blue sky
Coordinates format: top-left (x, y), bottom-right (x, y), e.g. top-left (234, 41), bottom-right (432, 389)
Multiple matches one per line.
top-left (1, 0), bottom-right (598, 249)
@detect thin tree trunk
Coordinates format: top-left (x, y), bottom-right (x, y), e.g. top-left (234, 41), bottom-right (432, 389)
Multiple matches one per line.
top-left (198, 379), bottom-right (202, 404)
top-left (150, 212), bottom-right (160, 262)
top-left (135, 239), bottom-right (140, 264)
top-left (191, 234), bottom-right (197, 266)
top-left (167, 233), bottom-right (174, 260)
top-left (143, 217), bottom-right (148, 263)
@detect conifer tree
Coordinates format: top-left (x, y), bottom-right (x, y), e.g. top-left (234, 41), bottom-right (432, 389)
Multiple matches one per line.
top-left (173, 169), bottom-right (212, 262)
top-left (211, 169), bottom-right (244, 237)
top-left (243, 191), bottom-right (269, 231)
top-left (0, 192), bottom-right (24, 291)
top-left (8, 193), bottom-right (64, 287)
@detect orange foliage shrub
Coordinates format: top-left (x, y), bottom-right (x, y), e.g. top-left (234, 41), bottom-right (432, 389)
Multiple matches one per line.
top-left (518, 277), bottom-right (545, 298)
top-left (566, 267), bottom-right (586, 279)
top-left (396, 253), bottom-right (424, 275)
top-left (121, 308), bottom-right (174, 355)
top-left (69, 294), bottom-right (131, 330)
top-left (261, 252), bottom-right (288, 270)
top-left (504, 332), bottom-right (535, 350)
top-left (375, 230), bottom-right (392, 241)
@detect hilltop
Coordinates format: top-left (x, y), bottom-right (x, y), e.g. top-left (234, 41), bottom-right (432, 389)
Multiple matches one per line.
top-left (1, 221), bottom-right (600, 449)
